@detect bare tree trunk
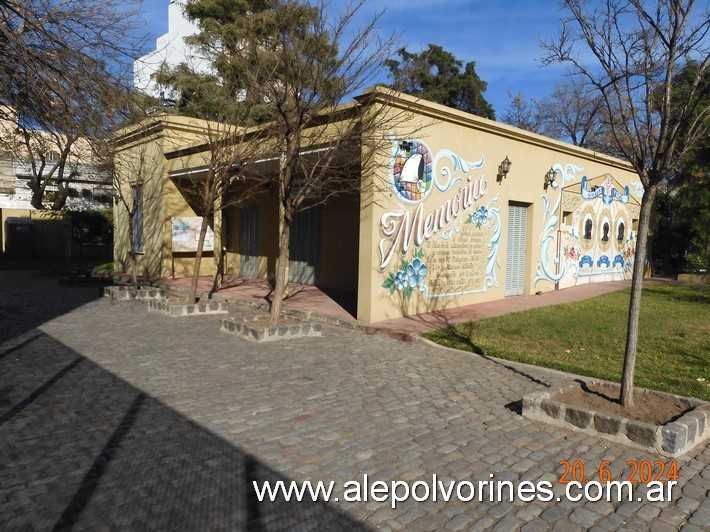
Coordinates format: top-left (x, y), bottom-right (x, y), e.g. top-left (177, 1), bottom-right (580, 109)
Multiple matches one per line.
top-left (30, 189), bottom-right (44, 210)
top-left (189, 217), bottom-right (210, 303)
top-left (268, 209), bottom-right (291, 326)
top-left (620, 184), bottom-right (658, 407)
top-left (127, 212), bottom-right (138, 296)
top-left (131, 252), bottom-right (138, 294)
top-left (211, 198), bottom-right (223, 296)
top-left (211, 252), bottom-right (225, 297)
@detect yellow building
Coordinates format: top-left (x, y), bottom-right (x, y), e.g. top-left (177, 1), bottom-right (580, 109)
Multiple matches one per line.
top-left (113, 88), bottom-right (642, 323)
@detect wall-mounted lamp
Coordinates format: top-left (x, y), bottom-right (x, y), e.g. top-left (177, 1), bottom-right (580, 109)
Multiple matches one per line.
top-left (545, 167), bottom-right (558, 190)
top-left (496, 156), bottom-right (512, 182)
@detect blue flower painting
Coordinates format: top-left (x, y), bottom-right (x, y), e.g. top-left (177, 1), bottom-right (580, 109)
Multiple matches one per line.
top-left (381, 248), bottom-right (427, 301)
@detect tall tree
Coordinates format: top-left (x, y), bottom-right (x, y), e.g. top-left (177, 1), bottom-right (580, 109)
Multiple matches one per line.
top-left (154, 0), bottom-right (276, 301)
top-left (502, 91), bottom-right (543, 133)
top-left (236, 0), bottom-right (403, 325)
top-left (159, 0), bottom-right (405, 315)
top-left (385, 44), bottom-right (495, 119)
top-left (543, 0), bottom-right (710, 406)
top-left (653, 62), bottom-right (710, 274)
top-left (0, 0), bottom-right (146, 209)
top-left (535, 79), bottom-right (607, 149)
top-left (503, 80), bottom-right (618, 155)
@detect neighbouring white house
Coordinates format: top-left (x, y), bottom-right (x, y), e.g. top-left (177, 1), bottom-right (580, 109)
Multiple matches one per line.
top-left (133, 0), bottom-right (208, 103)
top-left (0, 107), bottom-right (113, 212)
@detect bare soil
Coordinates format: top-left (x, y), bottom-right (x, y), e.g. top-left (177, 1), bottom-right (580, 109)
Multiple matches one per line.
top-left (555, 382), bottom-right (692, 425)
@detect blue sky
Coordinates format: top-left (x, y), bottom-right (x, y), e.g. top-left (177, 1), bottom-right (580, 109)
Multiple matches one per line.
top-left (137, 0), bottom-right (569, 118)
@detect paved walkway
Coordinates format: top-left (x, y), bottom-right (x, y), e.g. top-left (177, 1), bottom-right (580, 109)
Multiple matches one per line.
top-left (0, 271), bottom-right (707, 530)
top-left (157, 275), bottom-right (357, 321)
top-left (372, 280), bottom-right (640, 336)
top-left (157, 274), bottom-right (661, 338)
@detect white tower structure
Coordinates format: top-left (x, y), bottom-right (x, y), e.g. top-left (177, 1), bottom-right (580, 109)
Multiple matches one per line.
top-left (133, 1), bottom-right (206, 102)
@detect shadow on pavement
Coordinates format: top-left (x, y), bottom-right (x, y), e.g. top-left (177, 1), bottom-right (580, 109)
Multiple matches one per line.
top-left (0, 270), bottom-right (105, 345)
top-left (422, 316), bottom-right (553, 390)
top-left (0, 332), bottom-right (366, 530)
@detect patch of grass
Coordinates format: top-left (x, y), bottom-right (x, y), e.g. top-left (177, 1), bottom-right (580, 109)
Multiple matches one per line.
top-left (92, 262), bottom-right (113, 271)
top-left (423, 283), bottom-right (709, 400)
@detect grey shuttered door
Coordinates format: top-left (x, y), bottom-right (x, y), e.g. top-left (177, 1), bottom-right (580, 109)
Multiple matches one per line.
top-left (239, 206), bottom-right (260, 278)
top-left (289, 206), bottom-right (321, 285)
top-left (505, 203), bottom-right (528, 296)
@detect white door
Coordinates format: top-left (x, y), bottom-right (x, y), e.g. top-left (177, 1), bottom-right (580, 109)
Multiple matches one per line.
top-left (505, 203), bottom-right (528, 296)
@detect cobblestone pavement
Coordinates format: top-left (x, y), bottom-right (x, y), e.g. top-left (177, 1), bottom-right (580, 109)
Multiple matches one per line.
top-left (1, 271), bottom-right (708, 530)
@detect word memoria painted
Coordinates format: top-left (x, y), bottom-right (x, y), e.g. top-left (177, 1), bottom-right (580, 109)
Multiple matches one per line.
top-left (378, 173), bottom-right (488, 271)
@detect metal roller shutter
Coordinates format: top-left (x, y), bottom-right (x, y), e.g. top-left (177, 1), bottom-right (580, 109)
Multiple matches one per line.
top-left (289, 205), bottom-right (321, 285)
top-left (239, 206), bottom-right (260, 278)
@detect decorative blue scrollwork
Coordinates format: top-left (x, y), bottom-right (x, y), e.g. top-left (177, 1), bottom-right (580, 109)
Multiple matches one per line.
top-left (630, 181), bottom-right (644, 198)
top-left (483, 196), bottom-right (502, 289)
top-left (432, 150), bottom-right (484, 193)
top-left (613, 255), bottom-right (625, 268)
top-left (534, 194), bottom-right (564, 284)
top-left (535, 163), bottom-right (584, 286)
top-left (580, 176), bottom-right (630, 204)
top-left (579, 255), bottom-right (594, 268)
top-left (597, 256), bottom-right (610, 268)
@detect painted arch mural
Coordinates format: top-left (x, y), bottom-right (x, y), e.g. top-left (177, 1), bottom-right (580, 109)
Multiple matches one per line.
top-left (535, 166), bottom-right (643, 289)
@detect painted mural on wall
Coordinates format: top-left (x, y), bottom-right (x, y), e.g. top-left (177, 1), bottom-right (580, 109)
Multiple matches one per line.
top-left (535, 166), bottom-right (642, 289)
top-left (379, 137), bottom-right (501, 301)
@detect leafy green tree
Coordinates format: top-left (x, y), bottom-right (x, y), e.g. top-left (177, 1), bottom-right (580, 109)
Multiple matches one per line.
top-left (154, 0), bottom-right (274, 123)
top-left (653, 132), bottom-right (709, 274)
top-left (385, 44), bottom-right (495, 119)
top-left (651, 60), bottom-right (710, 275)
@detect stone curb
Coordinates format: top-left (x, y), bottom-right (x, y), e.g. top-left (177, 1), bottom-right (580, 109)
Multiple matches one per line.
top-left (104, 286), bottom-right (175, 302)
top-left (103, 285), bottom-right (136, 300)
top-left (150, 282), bottom-right (369, 332)
top-left (522, 382), bottom-right (709, 457)
top-left (220, 316), bottom-right (322, 342)
top-left (147, 299), bottom-right (230, 317)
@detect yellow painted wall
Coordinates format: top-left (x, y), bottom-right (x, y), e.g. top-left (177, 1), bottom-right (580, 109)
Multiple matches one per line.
top-left (112, 91), bottom-right (642, 324)
top-left (357, 93), bottom-right (641, 323)
top-left (1, 208), bottom-right (69, 257)
top-left (113, 128), bottom-right (168, 279)
top-left (114, 116), bottom-right (226, 280)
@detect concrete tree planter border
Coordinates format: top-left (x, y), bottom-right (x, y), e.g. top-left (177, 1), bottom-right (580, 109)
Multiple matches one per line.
top-left (522, 381), bottom-right (709, 457)
top-left (148, 298), bottom-right (230, 317)
top-left (220, 315), bottom-right (322, 342)
top-left (104, 285), bottom-right (138, 300)
top-left (104, 286), bottom-right (166, 301)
